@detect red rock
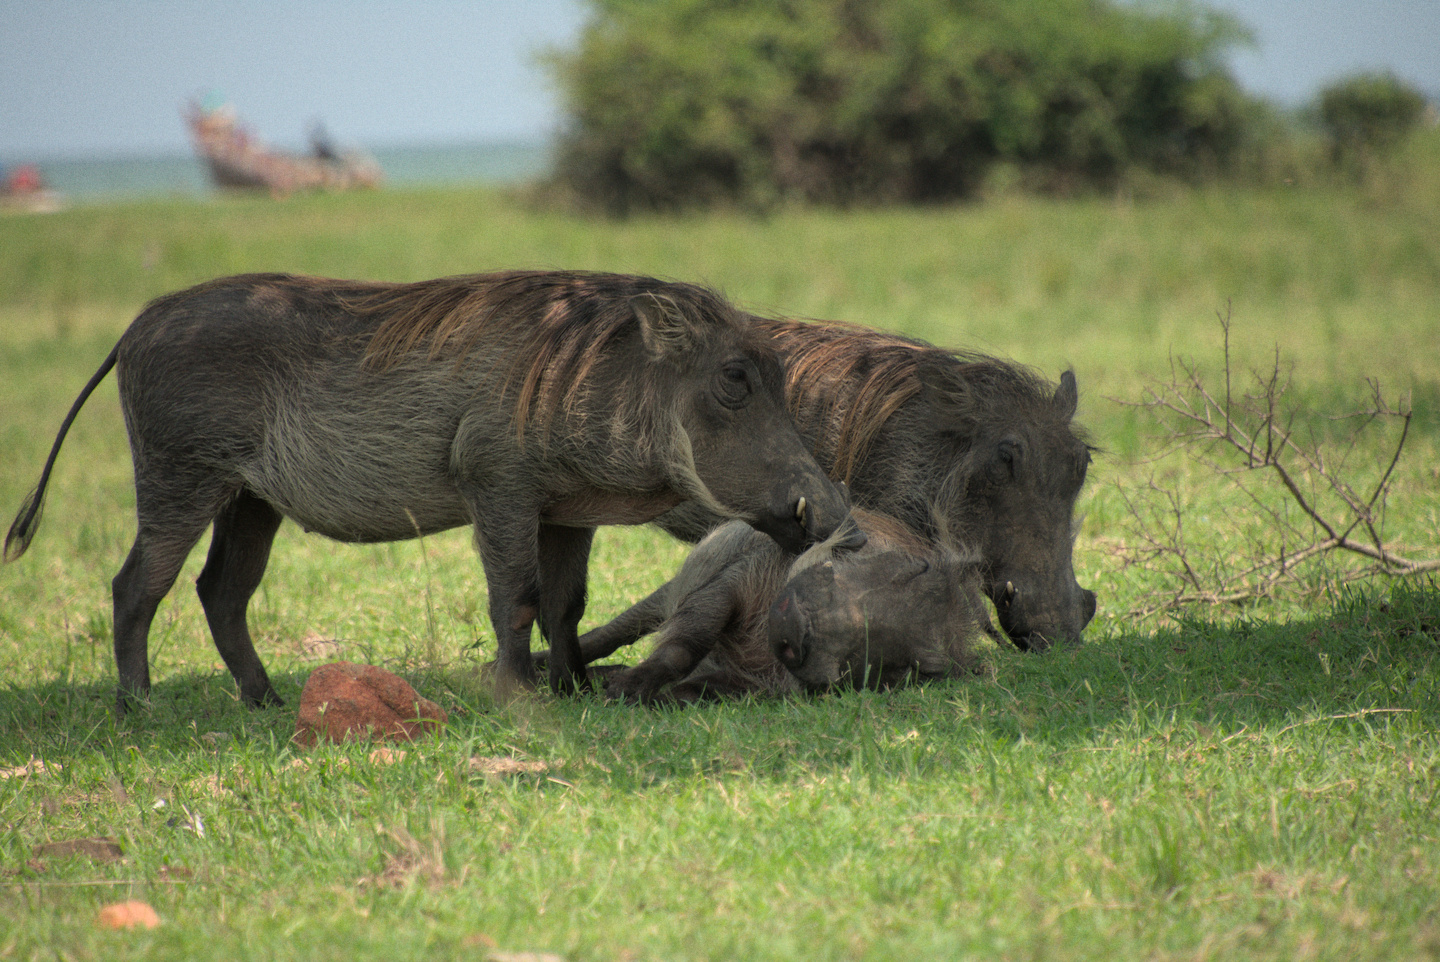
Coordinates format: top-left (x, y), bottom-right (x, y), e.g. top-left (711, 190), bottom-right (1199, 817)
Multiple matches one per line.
top-left (293, 662), bottom-right (447, 747)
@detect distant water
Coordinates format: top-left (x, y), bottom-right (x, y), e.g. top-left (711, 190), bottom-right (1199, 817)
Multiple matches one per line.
top-left (6, 141), bottom-right (552, 201)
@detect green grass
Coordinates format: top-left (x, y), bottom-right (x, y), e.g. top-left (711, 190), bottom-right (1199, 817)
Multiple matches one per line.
top-left (1, 139), bottom-right (1438, 959)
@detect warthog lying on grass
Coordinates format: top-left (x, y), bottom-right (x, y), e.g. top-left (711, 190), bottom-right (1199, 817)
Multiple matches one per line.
top-left (657, 318), bottom-right (1097, 650)
top-left (547, 508), bottom-right (987, 703)
top-left (5, 271), bottom-right (849, 709)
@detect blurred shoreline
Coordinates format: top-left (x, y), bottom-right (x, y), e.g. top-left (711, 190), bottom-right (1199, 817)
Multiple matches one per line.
top-left (1, 140), bottom-right (551, 201)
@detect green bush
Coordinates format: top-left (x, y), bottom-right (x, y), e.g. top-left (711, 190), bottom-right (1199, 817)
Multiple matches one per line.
top-left (545, 0), bottom-right (1262, 212)
top-left (1317, 72), bottom-right (1430, 174)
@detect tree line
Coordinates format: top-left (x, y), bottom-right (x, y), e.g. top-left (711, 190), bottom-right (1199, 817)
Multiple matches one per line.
top-left (543, 0), bottom-right (1432, 213)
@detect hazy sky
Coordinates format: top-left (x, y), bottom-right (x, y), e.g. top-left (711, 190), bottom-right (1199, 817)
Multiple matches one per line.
top-left (2, 0), bottom-right (1437, 160)
top-left (1, 0), bottom-right (589, 158)
top-left (1202, 0), bottom-right (1438, 104)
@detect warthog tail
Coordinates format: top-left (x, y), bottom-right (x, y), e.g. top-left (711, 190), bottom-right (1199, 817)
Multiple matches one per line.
top-left (4, 345), bottom-right (119, 563)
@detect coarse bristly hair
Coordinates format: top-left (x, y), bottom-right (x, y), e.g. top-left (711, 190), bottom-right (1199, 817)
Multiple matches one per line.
top-left (347, 270), bottom-right (748, 439)
top-left (758, 316), bottom-right (1089, 485)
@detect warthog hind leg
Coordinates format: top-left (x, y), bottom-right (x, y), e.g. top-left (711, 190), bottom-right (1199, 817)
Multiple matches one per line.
top-left (195, 490), bottom-right (284, 708)
top-left (112, 484), bottom-right (233, 712)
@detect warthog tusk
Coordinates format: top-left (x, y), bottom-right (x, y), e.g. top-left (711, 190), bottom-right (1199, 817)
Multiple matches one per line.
top-left (1004, 581), bottom-right (1016, 603)
top-left (796, 496), bottom-right (807, 526)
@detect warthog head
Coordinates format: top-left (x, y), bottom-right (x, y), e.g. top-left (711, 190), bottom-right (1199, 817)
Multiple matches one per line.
top-left (633, 293), bottom-right (849, 553)
top-left (928, 366), bottom-right (1097, 650)
top-left (768, 517), bottom-right (986, 690)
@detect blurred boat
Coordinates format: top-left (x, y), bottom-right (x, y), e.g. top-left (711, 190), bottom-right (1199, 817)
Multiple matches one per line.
top-left (185, 100), bottom-right (382, 196)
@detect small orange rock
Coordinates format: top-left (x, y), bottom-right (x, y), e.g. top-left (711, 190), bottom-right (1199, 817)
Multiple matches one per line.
top-left (97, 900), bottom-right (161, 930)
top-left (368, 747), bottom-right (407, 765)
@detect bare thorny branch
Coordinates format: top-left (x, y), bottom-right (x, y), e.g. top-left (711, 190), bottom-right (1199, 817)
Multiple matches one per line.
top-left (1111, 305), bottom-right (1439, 617)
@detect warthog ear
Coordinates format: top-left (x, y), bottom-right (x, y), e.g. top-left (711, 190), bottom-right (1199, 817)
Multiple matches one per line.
top-left (1053, 370), bottom-right (1078, 420)
top-left (633, 293), bottom-right (699, 357)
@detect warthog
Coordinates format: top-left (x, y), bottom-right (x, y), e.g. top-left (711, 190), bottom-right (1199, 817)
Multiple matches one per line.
top-left (551, 508), bottom-right (986, 704)
top-left (657, 318), bottom-right (1097, 650)
top-left (5, 271), bottom-right (849, 709)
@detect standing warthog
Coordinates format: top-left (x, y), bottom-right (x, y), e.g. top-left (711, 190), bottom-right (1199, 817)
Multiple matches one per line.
top-left (549, 508), bottom-right (987, 704)
top-left (657, 318), bottom-right (1097, 650)
top-left (4, 271), bottom-right (849, 709)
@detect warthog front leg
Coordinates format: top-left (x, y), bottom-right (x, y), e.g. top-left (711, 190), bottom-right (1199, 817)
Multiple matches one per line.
top-left (470, 501), bottom-right (543, 696)
top-left (663, 672), bottom-right (759, 704)
top-left (532, 581), bottom-right (672, 674)
top-left (537, 523), bottom-right (594, 694)
top-left (603, 580), bottom-right (737, 705)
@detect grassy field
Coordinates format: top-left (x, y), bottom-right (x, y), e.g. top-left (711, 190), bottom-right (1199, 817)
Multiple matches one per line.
top-left (1, 134), bottom-right (1437, 960)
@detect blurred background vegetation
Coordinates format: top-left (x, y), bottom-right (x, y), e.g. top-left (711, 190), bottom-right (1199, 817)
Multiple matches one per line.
top-left (543, 0), bottom-right (1433, 213)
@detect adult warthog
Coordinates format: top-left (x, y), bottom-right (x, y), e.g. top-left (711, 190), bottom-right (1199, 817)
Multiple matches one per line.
top-left (657, 318), bottom-right (1097, 650)
top-left (545, 508), bottom-right (987, 703)
top-left (4, 271), bottom-right (848, 709)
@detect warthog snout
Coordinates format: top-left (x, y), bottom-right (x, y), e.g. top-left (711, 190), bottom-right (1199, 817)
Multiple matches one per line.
top-left (769, 585), bottom-right (814, 673)
top-left (751, 477), bottom-right (850, 554)
top-left (990, 579), bottom-right (1097, 651)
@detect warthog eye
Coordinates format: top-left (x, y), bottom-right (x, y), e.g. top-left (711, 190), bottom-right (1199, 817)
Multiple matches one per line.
top-left (716, 362), bottom-right (753, 408)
